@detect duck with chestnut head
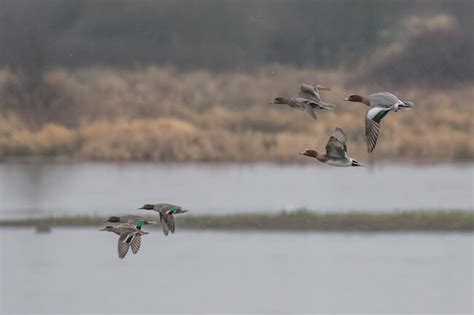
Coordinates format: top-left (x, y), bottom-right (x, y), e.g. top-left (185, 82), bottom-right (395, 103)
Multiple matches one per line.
top-left (271, 83), bottom-right (336, 119)
top-left (300, 127), bottom-right (364, 167)
top-left (344, 92), bottom-right (414, 153)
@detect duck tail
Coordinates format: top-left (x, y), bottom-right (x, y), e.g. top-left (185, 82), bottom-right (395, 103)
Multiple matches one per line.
top-left (401, 101), bottom-right (414, 109)
top-left (312, 84), bottom-right (330, 90)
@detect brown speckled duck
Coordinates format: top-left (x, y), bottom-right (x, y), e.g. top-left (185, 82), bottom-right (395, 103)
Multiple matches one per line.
top-left (271, 84), bottom-right (336, 119)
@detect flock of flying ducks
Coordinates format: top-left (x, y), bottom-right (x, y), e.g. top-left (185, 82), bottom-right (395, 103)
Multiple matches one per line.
top-left (101, 83), bottom-right (414, 259)
top-left (272, 84), bottom-right (414, 166)
top-left (101, 203), bottom-right (188, 258)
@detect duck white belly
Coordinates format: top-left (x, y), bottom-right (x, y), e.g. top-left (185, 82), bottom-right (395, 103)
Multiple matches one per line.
top-left (325, 159), bottom-right (351, 167)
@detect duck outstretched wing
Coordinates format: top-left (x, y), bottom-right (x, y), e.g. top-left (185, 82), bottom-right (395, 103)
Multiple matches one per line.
top-left (159, 213), bottom-right (170, 236)
top-left (303, 103), bottom-right (317, 119)
top-left (365, 117), bottom-right (381, 153)
top-left (168, 215), bottom-right (176, 233)
top-left (325, 128), bottom-right (347, 158)
top-left (365, 105), bottom-right (392, 153)
top-left (117, 233), bottom-right (130, 259)
top-left (299, 84), bottom-right (336, 111)
top-left (130, 234), bottom-right (141, 254)
top-left (298, 84), bottom-right (321, 101)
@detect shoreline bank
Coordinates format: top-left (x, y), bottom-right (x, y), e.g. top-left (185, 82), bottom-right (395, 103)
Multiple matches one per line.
top-left (1, 210), bottom-right (472, 232)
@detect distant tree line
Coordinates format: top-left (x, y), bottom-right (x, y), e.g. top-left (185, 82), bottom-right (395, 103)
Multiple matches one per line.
top-left (0, 0), bottom-right (472, 72)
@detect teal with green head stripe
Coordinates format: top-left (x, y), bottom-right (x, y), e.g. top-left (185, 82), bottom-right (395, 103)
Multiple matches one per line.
top-left (169, 207), bottom-right (178, 214)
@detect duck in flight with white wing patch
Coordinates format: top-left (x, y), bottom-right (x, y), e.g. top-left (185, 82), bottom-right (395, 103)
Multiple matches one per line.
top-left (299, 127), bottom-right (364, 167)
top-left (344, 92), bottom-right (414, 153)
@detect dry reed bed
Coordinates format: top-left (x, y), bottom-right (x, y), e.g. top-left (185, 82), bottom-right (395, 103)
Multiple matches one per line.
top-left (0, 66), bottom-right (472, 162)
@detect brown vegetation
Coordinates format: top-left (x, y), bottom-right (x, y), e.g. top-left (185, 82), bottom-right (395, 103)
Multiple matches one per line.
top-left (0, 65), bottom-right (473, 163)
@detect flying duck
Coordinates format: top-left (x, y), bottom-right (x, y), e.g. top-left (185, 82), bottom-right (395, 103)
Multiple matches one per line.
top-left (138, 203), bottom-right (189, 236)
top-left (344, 92), bottom-right (414, 153)
top-left (271, 84), bottom-right (336, 119)
top-left (100, 223), bottom-right (148, 259)
top-left (299, 127), bottom-right (364, 167)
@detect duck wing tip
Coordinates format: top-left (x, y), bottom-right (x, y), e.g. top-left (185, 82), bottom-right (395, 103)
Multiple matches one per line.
top-left (118, 238), bottom-right (130, 259)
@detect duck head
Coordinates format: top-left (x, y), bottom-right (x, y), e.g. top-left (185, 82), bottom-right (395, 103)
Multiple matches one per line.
top-left (105, 216), bottom-right (120, 223)
top-left (343, 94), bottom-right (364, 102)
top-left (270, 97), bottom-right (289, 105)
top-left (138, 204), bottom-right (154, 210)
top-left (299, 149), bottom-right (319, 159)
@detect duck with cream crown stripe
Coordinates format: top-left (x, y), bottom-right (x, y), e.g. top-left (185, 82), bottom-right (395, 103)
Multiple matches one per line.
top-left (300, 127), bottom-right (364, 167)
top-left (344, 92), bottom-right (414, 153)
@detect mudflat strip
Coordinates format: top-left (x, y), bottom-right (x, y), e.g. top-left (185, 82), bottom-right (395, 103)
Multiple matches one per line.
top-left (1, 210), bottom-right (472, 232)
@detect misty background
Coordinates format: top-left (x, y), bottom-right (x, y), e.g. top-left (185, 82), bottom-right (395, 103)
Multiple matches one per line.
top-left (1, 0), bottom-right (472, 74)
top-left (0, 0), bottom-right (473, 163)
top-left (1, 2), bottom-right (473, 314)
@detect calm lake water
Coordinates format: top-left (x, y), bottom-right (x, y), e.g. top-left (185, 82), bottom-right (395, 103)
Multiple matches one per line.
top-left (1, 229), bottom-right (472, 314)
top-left (0, 163), bottom-right (472, 219)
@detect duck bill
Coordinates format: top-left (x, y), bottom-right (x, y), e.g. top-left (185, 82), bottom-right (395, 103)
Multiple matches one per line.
top-left (99, 227), bottom-right (107, 231)
top-left (343, 97), bottom-right (349, 101)
top-left (181, 209), bottom-right (189, 214)
top-left (147, 220), bottom-right (158, 224)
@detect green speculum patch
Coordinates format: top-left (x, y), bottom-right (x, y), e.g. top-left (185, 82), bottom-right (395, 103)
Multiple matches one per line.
top-left (135, 220), bottom-right (145, 229)
top-left (126, 233), bottom-right (134, 243)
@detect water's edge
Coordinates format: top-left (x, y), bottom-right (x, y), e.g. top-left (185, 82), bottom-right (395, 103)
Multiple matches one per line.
top-left (2, 163), bottom-right (473, 218)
